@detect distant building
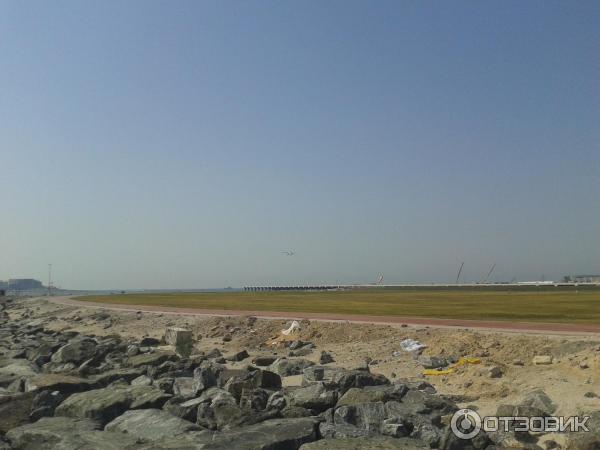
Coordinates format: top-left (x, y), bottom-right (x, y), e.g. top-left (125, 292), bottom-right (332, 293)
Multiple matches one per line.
top-left (564, 275), bottom-right (600, 284)
top-left (7, 279), bottom-right (44, 290)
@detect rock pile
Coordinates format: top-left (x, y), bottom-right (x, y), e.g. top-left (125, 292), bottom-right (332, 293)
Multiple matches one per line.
top-left (0, 297), bottom-right (595, 449)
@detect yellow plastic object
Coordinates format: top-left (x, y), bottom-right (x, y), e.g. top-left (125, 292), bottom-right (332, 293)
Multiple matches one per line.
top-left (422, 368), bottom-right (455, 376)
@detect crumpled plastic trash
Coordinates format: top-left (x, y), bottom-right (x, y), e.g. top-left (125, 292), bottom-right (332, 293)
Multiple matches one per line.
top-left (281, 320), bottom-right (301, 336)
top-left (399, 338), bottom-right (427, 353)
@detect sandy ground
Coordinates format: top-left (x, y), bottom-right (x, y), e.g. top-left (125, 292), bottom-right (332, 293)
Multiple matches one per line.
top-left (9, 296), bottom-right (600, 447)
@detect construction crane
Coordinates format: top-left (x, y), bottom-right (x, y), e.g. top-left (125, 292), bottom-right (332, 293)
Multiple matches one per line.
top-left (455, 262), bottom-right (464, 284)
top-left (482, 263), bottom-right (496, 284)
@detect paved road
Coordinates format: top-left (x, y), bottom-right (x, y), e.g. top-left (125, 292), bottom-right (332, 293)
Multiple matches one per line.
top-left (47, 296), bottom-right (600, 336)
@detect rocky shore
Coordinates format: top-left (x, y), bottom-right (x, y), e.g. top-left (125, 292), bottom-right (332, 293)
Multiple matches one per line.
top-left (1, 296), bottom-right (599, 449)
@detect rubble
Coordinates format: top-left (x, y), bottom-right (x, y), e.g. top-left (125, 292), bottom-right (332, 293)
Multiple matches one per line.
top-left (0, 295), bottom-right (598, 449)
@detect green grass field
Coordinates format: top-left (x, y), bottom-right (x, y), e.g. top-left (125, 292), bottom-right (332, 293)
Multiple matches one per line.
top-left (75, 287), bottom-right (600, 325)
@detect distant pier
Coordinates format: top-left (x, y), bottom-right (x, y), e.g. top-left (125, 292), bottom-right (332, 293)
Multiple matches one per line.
top-left (243, 286), bottom-right (340, 291)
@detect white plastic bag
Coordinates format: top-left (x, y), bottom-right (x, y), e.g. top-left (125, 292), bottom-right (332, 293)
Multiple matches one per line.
top-left (281, 320), bottom-right (301, 335)
top-left (399, 338), bottom-right (427, 352)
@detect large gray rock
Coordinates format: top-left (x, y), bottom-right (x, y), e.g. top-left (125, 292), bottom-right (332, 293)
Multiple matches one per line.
top-left (269, 358), bottom-right (315, 376)
top-left (130, 375), bottom-right (153, 386)
top-left (165, 327), bottom-right (193, 357)
top-left (163, 396), bottom-right (205, 422)
top-left (0, 391), bottom-right (35, 433)
top-left (300, 437), bottom-right (428, 449)
top-left (24, 373), bottom-right (95, 394)
top-left (29, 390), bottom-right (65, 421)
top-left (253, 356), bottom-right (278, 367)
top-left (199, 417), bottom-right (319, 449)
top-left (289, 382), bottom-right (338, 412)
top-left (0, 359), bottom-right (39, 379)
top-left (5, 416), bottom-right (139, 450)
top-left (126, 350), bottom-right (179, 368)
top-left (223, 368), bottom-right (281, 400)
top-left (336, 384), bottom-right (408, 407)
top-left (91, 368), bottom-right (146, 386)
top-left (417, 355), bottom-right (449, 369)
top-left (129, 385), bottom-right (172, 409)
top-left (323, 401), bottom-right (391, 437)
top-left (566, 411), bottom-right (600, 450)
top-left (50, 339), bottom-right (97, 365)
top-left (193, 360), bottom-right (223, 390)
top-left (302, 365), bottom-right (340, 384)
top-left (165, 327), bottom-right (193, 346)
top-left (55, 385), bottom-right (170, 425)
top-left (520, 389), bottom-right (557, 416)
top-left (194, 387), bottom-right (279, 430)
top-left (105, 408), bottom-right (203, 441)
top-left (172, 377), bottom-right (201, 398)
top-left (330, 369), bottom-right (390, 394)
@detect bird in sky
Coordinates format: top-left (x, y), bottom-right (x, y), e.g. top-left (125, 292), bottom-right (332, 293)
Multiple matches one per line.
top-left (281, 251), bottom-right (295, 256)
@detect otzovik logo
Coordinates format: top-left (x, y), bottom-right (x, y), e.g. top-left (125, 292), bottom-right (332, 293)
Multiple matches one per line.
top-left (451, 409), bottom-right (482, 439)
top-left (450, 408), bottom-right (590, 439)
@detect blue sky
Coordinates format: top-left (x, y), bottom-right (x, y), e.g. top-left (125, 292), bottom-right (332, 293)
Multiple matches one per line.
top-left (1, 1), bottom-right (598, 289)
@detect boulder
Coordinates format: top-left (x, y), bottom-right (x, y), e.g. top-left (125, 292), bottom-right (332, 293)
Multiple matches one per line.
top-left (300, 437), bottom-right (428, 449)
top-left (0, 391), bottom-right (35, 433)
top-left (130, 375), bottom-right (153, 386)
top-left (50, 339), bottom-right (97, 365)
top-left (417, 355), bottom-right (449, 369)
top-left (126, 350), bottom-right (178, 368)
top-left (281, 406), bottom-right (314, 418)
top-left (92, 368), bottom-right (146, 386)
top-left (319, 422), bottom-right (372, 439)
top-left (163, 396), bottom-right (205, 422)
top-left (25, 342), bottom-right (58, 366)
top-left (330, 369), bottom-right (390, 394)
top-left (253, 356), bottom-right (278, 367)
top-left (165, 327), bottom-right (193, 357)
top-left (193, 360), bottom-right (224, 390)
top-left (165, 327), bottom-right (193, 346)
top-left (239, 387), bottom-right (270, 410)
top-left (172, 377), bottom-right (201, 398)
top-left (319, 351), bottom-right (335, 364)
top-left (520, 389), bottom-right (557, 416)
top-left (129, 385), bottom-right (172, 409)
top-left (24, 373), bottom-right (94, 394)
top-left (105, 408), bottom-right (203, 441)
top-left (139, 337), bottom-right (160, 346)
top-left (5, 416), bottom-right (140, 450)
top-left (289, 382), bottom-right (338, 412)
top-left (488, 366), bottom-right (503, 378)
top-left (54, 385), bottom-right (170, 425)
top-left (289, 347), bottom-right (313, 357)
top-left (226, 350), bottom-right (250, 362)
top-left (29, 390), bottom-right (64, 421)
top-left (267, 391), bottom-right (287, 411)
top-left (269, 358), bottom-right (315, 376)
top-left (224, 368), bottom-right (281, 400)
top-left (533, 355), bottom-right (553, 365)
top-left (198, 417), bottom-right (319, 449)
top-left (352, 402), bottom-right (388, 432)
top-left (0, 359), bottom-right (39, 383)
top-left (566, 412), bottom-right (600, 450)
top-left (336, 384), bottom-right (408, 407)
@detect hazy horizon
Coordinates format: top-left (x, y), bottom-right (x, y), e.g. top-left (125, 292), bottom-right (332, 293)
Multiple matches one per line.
top-left (2, 1), bottom-right (598, 290)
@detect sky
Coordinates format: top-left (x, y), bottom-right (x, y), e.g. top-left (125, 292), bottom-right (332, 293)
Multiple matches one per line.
top-left (1, 1), bottom-right (599, 289)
